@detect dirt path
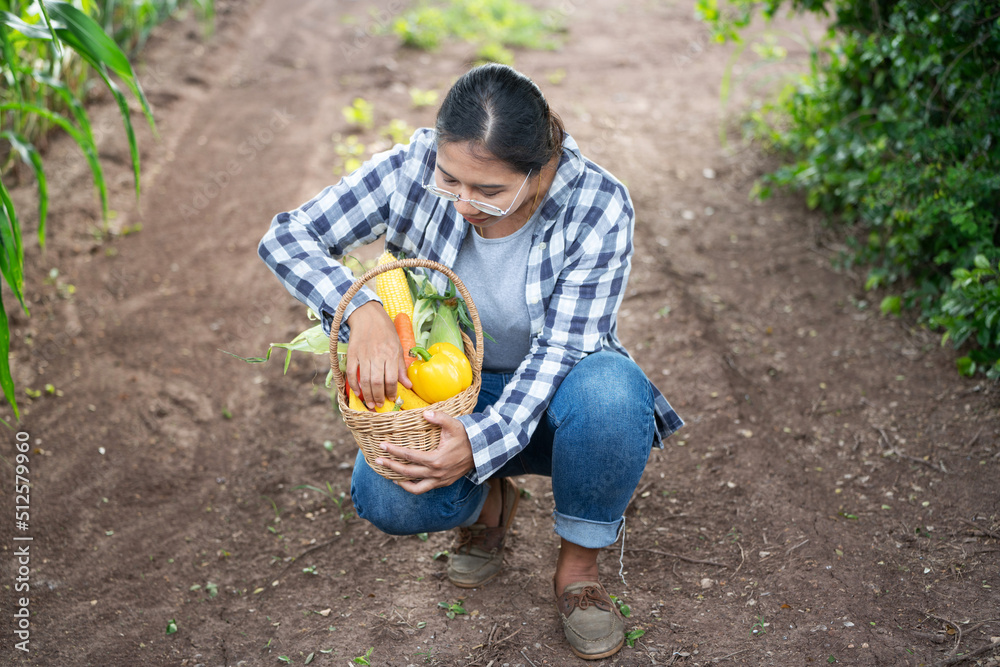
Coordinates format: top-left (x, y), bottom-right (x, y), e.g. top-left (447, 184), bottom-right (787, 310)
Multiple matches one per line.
top-left (3, 1), bottom-right (998, 666)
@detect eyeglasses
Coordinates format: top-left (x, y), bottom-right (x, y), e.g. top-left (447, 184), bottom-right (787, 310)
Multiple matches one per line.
top-left (423, 169), bottom-right (532, 217)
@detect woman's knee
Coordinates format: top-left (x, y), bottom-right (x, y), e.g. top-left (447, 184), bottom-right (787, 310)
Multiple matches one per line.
top-left (351, 452), bottom-right (487, 534)
top-left (350, 464), bottom-right (412, 535)
top-left (551, 351), bottom-right (654, 443)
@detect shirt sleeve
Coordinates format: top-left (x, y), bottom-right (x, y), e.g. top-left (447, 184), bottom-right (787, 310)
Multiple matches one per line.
top-left (257, 139), bottom-right (422, 340)
top-left (456, 183), bottom-right (634, 484)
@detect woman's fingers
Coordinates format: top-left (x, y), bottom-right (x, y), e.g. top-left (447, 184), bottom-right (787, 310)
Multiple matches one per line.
top-left (374, 445), bottom-right (432, 493)
top-left (371, 412), bottom-right (475, 493)
top-left (423, 411), bottom-right (470, 451)
top-left (345, 302), bottom-right (406, 408)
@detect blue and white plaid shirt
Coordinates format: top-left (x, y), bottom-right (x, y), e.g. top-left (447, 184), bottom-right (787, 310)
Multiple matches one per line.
top-left (259, 129), bottom-right (683, 483)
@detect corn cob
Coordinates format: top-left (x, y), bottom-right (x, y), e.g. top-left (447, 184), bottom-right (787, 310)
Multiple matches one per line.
top-left (375, 251), bottom-right (414, 321)
top-left (397, 384), bottom-right (430, 410)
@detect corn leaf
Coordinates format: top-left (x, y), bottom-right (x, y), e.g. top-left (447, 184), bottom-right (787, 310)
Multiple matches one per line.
top-left (0, 132), bottom-right (48, 248)
top-left (45, 1), bottom-right (156, 130)
top-left (44, 1), bottom-right (154, 202)
top-left (0, 278), bottom-right (19, 421)
top-left (0, 11), bottom-right (54, 40)
top-left (35, 0), bottom-right (61, 56)
top-left (92, 68), bottom-right (142, 201)
top-left (0, 102), bottom-right (108, 223)
top-left (220, 335), bottom-right (348, 374)
top-left (0, 174), bottom-right (26, 313)
top-left (0, 23), bottom-right (25, 118)
top-left (31, 70), bottom-right (104, 230)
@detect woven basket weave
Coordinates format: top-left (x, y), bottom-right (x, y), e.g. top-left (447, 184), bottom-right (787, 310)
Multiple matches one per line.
top-left (329, 258), bottom-right (483, 481)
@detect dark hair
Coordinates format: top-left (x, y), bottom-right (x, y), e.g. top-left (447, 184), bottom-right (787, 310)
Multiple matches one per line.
top-left (435, 63), bottom-right (565, 175)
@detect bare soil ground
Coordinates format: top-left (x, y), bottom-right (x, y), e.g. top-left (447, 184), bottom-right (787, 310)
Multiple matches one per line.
top-left (2, 1), bottom-right (998, 666)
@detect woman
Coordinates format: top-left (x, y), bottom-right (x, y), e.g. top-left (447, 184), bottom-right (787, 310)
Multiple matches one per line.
top-left (258, 63), bottom-right (683, 660)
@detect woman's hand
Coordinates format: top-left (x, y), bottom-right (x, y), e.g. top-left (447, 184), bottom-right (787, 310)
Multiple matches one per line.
top-left (375, 410), bottom-right (475, 494)
top-left (345, 301), bottom-right (411, 409)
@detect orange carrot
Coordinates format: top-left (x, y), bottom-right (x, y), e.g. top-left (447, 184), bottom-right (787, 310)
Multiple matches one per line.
top-left (394, 312), bottom-right (418, 367)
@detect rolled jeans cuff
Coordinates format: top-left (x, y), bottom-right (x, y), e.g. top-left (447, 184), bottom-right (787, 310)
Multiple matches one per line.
top-left (553, 510), bottom-right (623, 549)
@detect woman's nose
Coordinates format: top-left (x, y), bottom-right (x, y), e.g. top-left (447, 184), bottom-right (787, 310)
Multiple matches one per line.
top-left (453, 198), bottom-right (480, 217)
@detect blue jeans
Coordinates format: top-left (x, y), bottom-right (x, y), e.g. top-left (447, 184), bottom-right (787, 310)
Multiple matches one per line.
top-left (350, 350), bottom-right (655, 548)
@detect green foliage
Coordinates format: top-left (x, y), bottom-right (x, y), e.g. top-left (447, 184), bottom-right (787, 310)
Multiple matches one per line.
top-left (609, 594), bottom-right (631, 617)
top-left (352, 647), bottom-right (374, 665)
top-left (703, 0), bottom-right (1000, 378)
top-left (0, 0), bottom-right (215, 419)
top-left (625, 627), bottom-right (645, 647)
top-left (389, 0), bottom-right (564, 64)
top-left (408, 86), bottom-right (439, 109)
top-left (931, 256), bottom-right (1000, 378)
top-left (379, 118), bottom-right (414, 146)
top-left (100, 0), bottom-right (215, 55)
top-left (342, 97), bottom-right (374, 131)
top-left (437, 600), bottom-right (467, 619)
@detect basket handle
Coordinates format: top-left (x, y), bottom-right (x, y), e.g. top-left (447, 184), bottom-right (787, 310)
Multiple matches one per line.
top-left (329, 257), bottom-right (484, 393)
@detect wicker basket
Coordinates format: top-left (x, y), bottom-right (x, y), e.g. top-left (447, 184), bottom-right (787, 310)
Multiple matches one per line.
top-left (329, 258), bottom-right (483, 481)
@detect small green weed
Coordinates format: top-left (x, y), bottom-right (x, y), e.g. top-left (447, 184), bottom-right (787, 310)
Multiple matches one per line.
top-left (342, 97), bottom-right (374, 130)
top-left (333, 135), bottom-right (366, 176)
top-left (260, 495), bottom-right (282, 523)
top-left (379, 118), bottom-right (415, 145)
top-left (438, 600), bottom-right (467, 619)
top-left (293, 482), bottom-right (353, 521)
top-left (389, 0), bottom-right (564, 65)
top-left (609, 594), bottom-right (631, 618)
top-left (625, 627), bottom-right (645, 647)
top-left (409, 87), bottom-right (439, 108)
top-left (352, 647), bottom-right (374, 665)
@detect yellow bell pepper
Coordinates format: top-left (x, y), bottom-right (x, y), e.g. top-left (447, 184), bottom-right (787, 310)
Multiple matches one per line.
top-left (406, 342), bottom-right (473, 404)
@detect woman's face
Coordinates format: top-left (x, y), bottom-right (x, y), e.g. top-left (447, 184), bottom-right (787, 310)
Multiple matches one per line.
top-left (433, 141), bottom-right (534, 235)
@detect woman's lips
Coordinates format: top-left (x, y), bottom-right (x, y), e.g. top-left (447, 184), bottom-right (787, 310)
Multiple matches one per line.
top-left (464, 215), bottom-right (489, 223)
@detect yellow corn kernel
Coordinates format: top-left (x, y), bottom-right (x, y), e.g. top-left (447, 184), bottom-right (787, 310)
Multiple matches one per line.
top-left (375, 251), bottom-right (413, 321)
top-left (397, 384), bottom-right (431, 410)
top-left (347, 385), bottom-right (402, 412)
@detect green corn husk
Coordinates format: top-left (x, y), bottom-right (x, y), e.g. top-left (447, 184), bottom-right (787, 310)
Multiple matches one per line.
top-left (428, 300), bottom-right (463, 349)
top-left (221, 309), bottom-right (346, 387)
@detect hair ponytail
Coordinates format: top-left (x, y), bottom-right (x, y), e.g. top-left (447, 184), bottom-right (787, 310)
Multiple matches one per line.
top-left (547, 109), bottom-right (566, 156)
top-left (436, 63), bottom-right (564, 174)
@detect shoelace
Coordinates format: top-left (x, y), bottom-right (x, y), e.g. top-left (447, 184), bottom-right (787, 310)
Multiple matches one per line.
top-left (617, 515), bottom-right (627, 587)
top-left (453, 526), bottom-right (479, 552)
top-left (564, 586), bottom-right (612, 612)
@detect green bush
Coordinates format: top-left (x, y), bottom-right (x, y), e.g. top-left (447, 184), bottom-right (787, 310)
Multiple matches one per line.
top-left (700, 0), bottom-right (1000, 378)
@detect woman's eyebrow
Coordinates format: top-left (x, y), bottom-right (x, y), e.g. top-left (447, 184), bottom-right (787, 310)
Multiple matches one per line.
top-left (437, 165), bottom-right (506, 190)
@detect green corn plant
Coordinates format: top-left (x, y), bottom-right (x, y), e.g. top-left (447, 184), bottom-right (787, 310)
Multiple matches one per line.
top-left (0, 1), bottom-right (207, 420)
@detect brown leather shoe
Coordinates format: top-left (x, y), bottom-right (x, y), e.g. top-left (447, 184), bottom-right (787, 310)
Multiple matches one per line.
top-left (446, 478), bottom-right (519, 588)
top-left (555, 581), bottom-right (625, 660)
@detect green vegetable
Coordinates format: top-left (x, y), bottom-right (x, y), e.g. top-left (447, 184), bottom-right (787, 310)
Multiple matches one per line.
top-left (411, 293), bottom-right (439, 350)
top-left (428, 299), bottom-right (462, 349)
